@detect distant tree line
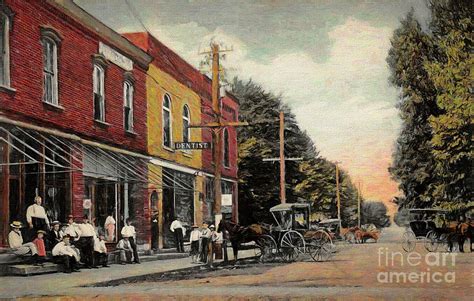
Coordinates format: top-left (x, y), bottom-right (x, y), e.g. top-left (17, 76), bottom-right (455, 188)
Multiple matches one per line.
top-left (230, 78), bottom-right (361, 226)
top-left (387, 0), bottom-right (473, 211)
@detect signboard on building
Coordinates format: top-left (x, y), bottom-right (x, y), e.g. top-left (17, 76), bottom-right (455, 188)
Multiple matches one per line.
top-left (174, 142), bottom-right (210, 150)
top-left (99, 42), bottom-right (133, 71)
top-left (222, 194), bottom-right (233, 207)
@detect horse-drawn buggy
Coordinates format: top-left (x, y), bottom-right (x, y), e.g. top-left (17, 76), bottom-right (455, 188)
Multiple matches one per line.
top-left (401, 208), bottom-right (473, 253)
top-left (218, 203), bottom-right (335, 263)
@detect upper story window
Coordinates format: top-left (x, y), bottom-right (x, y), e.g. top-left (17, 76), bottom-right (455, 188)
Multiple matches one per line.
top-left (124, 80), bottom-right (134, 132)
top-left (0, 12), bottom-right (10, 87)
top-left (223, 128), bottom-right (230, 167)
top-left (182, 105), bottom-right (190, 143)
top-left (93, 64), bottom-right (105, 122)
top-left (162, 93), bottom-right (172, 148)
top-left (41, 28), bottom-right (61, 105)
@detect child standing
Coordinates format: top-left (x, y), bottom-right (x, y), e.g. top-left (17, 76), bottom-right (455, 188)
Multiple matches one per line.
top-left (32, 230), bottom-right (47, 264)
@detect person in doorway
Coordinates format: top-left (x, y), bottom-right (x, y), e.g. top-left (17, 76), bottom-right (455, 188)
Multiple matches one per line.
top-left (48, 221), bottom-right (63, 251)
top-left (170, 217), bottom-right (185, 253)
top-left (52, 235), bottom-right (80, 273)
top-left (76, 215), bottom-right (96, 268)
top-left (151, 211), bottom-right (159, 251)
top-left (8, 221), bottom-right (38, 262)
top-left (116, 236), bottom-right (133, 264)
top-left (200, 223), bottom-right (212, 263)
top-left (121, 218), bottom-right (140, 264)
top-left (32, 230), bottom-right (48, 264)
top-left (93, 234), bottom-right (109, 268)
top-left (104, 212), bottom-right (116, 242)
top-left (189, 224), bottom-right (201, 263)
top-left (26, 196), bottom-right (50, 239)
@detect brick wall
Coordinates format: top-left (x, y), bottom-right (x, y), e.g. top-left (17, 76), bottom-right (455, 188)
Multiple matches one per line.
top-left (1, 0), bottom-right (148, 154)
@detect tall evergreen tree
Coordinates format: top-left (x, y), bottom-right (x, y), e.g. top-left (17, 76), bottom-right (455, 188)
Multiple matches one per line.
top-left (425, 0), bottom-right (473, 208)
top-left (387, 10), bottom-right (439, 208)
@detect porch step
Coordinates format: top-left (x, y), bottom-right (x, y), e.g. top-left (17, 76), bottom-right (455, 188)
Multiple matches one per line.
top-left (8, 263), bottom-right (61, 276)
top-left (138, 252), bottom-right (189, 262)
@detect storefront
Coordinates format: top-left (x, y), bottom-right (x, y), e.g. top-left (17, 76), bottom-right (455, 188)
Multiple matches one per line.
top-left (0, 122), bottom-right (150, 247)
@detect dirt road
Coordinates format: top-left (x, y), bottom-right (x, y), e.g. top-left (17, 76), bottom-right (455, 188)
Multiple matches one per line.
top-left (52, 225), bottom-right (473, 300)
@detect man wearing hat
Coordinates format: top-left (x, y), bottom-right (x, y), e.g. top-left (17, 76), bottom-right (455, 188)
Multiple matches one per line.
top-left (52, 235), bottom-right (80, 273)
top-left (26, 196), bottom-right (50, 239)
top-left (76, 215), bottom-right (96, 268)
top-left (8, 221), bottom-right (38, 259)
top-left (48, 221), bottom-right (63, 251)
top-left (189, 224), bottom-right (201, 263)
top-left (200, 223), bottom-right (212, 263)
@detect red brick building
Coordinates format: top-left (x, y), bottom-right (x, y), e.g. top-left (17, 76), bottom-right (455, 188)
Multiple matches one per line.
top-left (0, 0), bottom-right (152, 247)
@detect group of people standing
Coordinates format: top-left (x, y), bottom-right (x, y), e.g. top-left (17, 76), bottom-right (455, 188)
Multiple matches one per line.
top-left (7, 196), bottom-right (140, 273)
top-left (170, 218), bottom-right (224, 264)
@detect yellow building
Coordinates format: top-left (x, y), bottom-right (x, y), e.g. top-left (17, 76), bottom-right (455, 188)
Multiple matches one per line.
top-left (124, 32), bottom-right (207, 249)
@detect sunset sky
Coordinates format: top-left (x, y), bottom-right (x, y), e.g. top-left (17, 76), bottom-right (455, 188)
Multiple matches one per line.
top-left (76, 0), bottom-right (432, 212)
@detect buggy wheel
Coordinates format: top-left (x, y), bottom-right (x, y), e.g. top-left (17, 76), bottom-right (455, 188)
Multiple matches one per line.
top-left (256, 235), bottom-right (278, 263)
top-left (424, 230), bottom-right (439, 252)
top-left (310, 241), bottom-right (332, 262)
top-left (280, 231), bottom-right (305, 262)
top-left (402, 230), bottom-right (416, 252)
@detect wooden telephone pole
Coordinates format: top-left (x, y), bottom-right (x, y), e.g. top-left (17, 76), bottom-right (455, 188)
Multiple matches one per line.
top-left (335, 162), bottom-right (342, 230)
top-left (191, 43), bottom-right (247, 219)
top-left (357, 181), bottom-right (361, 228)
top-left (263, 111), bottom-right (302, 204)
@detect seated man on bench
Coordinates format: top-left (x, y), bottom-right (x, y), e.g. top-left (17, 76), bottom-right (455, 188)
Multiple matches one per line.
top-left (52, 235), bottom-right (80, 273)
top-left (8, 221), bottom-right (39, 263)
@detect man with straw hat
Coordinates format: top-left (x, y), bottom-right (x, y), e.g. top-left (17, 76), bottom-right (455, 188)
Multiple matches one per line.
top-left (8, 221), bottom-right (38, 260)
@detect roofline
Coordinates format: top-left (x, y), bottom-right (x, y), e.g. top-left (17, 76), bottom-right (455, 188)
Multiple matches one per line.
top-left (48, 0), bottom-right (152, 69)
top-left (224, 91), bottom-right (240, 105)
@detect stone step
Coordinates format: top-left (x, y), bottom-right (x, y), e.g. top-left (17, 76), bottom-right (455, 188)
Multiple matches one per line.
top-left (8, 263), bottom-right (61, 276)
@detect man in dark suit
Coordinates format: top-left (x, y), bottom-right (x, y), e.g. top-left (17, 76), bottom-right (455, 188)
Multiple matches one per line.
top-left (48, 221), bottom-right (63, 251)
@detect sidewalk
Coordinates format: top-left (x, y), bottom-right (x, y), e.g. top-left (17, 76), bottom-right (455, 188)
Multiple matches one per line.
top-left (0, 248), bottom-right (257, 298)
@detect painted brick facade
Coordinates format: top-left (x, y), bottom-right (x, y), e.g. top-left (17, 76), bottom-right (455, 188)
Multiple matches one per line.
top-left (0, 0), bottom-right (148, 153)
top-left (0, 0), bottom-right (152, 246)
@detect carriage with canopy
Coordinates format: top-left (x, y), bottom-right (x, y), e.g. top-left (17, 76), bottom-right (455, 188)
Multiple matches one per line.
top-left (401, 208), bottom-right (450, 252)
top-left (262, 203), bottom-right (335, 262)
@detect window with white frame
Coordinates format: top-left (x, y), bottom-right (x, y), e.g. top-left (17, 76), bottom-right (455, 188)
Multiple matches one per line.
top-left (162, 93), bottom-right (172, 148)
top-left (0, 12), bottom-right (10, 87)
top-left (182, 105), bottom-right (190, 143)
top-left (41, 34), bottom-right (59, 105)
top-left (93, 64), bottom-right (105, 121)
top-left (223, 128), bottom-right (230, 167)
top-left (124, 81), bottom-right (134, 131)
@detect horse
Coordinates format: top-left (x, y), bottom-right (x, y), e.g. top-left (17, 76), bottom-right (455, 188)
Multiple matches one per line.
top-left (341, 226), bottom-right (360, 243)
top-left (447, 221), bottom-right (473, 252)
top-left (217, 219), bottom-right (269, 262)
top-left (354, 229), bottom-right (380, 244)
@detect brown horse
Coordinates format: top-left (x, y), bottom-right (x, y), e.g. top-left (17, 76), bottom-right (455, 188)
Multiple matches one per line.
top-left (447, 222), bottom-right (473, 252)
top-left (354, 229), bottom-right (380, 243)
top-left (341, 226), bottom-right (360, 243)
top-left (217, 220), bottom-right (270, 262)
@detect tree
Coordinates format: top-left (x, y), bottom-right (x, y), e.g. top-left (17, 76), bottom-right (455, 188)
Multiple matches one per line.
top-left (361, 202), bottom-right (391, 228)
top-left (231, 78), bottom-right (360, 225)
top-left (424, 0), bottom-right (473, 209)
top-left (387, 10), bottom-right (439, 209)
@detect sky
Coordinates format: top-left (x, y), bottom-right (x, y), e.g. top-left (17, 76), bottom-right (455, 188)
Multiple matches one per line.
top-left (75, 0), bottom-right (431, 212)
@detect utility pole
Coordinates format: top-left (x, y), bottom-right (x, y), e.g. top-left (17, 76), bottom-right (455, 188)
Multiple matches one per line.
top-left (263, 111), bottom-right (302, 204)
top-left (211, 43), bottom-right (223, 216)
top-left (279, 111), bottom-right (286, 204)
top-left (335, 162), bottom-right (342, 230)
top-left (358, 181), bottom-right (361, 228)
